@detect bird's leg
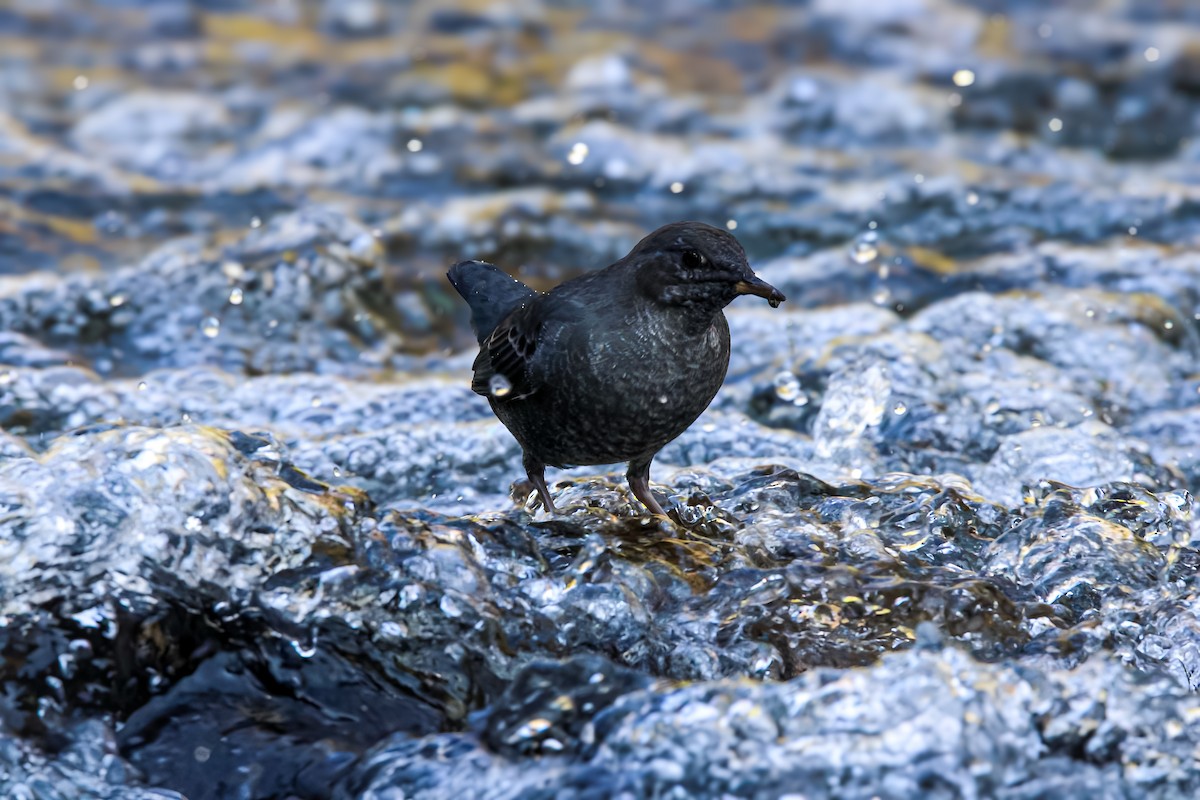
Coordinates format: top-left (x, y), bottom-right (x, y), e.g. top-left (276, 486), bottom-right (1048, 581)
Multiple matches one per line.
top-left (626, 459), bottom-right (668, 516)
top-left (523, 454), bottom-right (558, 513)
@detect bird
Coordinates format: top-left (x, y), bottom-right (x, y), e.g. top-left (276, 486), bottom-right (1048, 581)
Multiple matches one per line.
top-left (447, 221), bottom-right (785, 516)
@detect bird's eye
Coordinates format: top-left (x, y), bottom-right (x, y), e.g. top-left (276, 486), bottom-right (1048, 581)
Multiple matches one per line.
top-left (682, 250), bottom-right (704, 269)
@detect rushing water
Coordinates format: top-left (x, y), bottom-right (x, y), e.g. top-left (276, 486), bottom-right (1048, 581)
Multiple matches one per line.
top-left (2, 1), bottom-right (1200, 798)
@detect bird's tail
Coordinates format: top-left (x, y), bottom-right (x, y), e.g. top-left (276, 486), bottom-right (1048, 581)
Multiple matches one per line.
top-left (447, 260), bottom-right (539, 343)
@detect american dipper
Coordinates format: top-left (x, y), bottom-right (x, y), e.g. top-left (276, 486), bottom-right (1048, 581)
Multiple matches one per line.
top-left (448, 221), bottom-right (785, 516)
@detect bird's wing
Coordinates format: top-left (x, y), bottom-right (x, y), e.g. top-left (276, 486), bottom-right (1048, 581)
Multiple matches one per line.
top-left (470, 298), bottom-right (548, 400)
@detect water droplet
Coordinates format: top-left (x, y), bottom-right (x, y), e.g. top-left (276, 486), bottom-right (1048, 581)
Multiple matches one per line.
top-left (311, 396), bottom-right (323, 407)
top-left (850, 232), bottom-right (879, 264)
top-left (184, 516), bottom-right (202, 531)
top-left (966, 191), bottom-right (979, 205)
top-left (1128, 226), bottom-right (1138, 236)
top-left (566, 142), bottom-right (589, 165)
top-left (893, 402), bottom-right (908, 415)
top-left (228, 287), bottom-right (244, 305)
top-left (514, 718), bottom-right (553, 739)
top-left (137, 381), bottom-right (147, 391)
top-left (0, 369), bottom-right (16, 386)
top-left (1048, 117), bottom-right (1063, 133)
top-left (1145, 46), bottom-right (1160, 62)
top-left (985, 400), bottom-right (1001, 414)
top-left (180, 412), bottom-right (192, 423)
top-left (669, 181), bottom-right (684, 194)
top-left (725, 219), bottom-right (738, 231)
top-left (1038, 22), bottom-right (1053, 38)
top-left (952, 69), bottom-right (976, 87)
top-left (872, 288), bottom-right (892, 306)
top-left (440, 595), bottom-right (463, 618)
top-left (489, 374), bottom-right (512, 397)
top-left (108, 293), bottom-right (126, 307)
top-left (193, 746), bottom-right (211, 763)
top-left (249, 216), bottom-right (262, 228)
top-left (332, 466), bottom-right (342, 477)
top-left (72, 74), bottom-right (89, 90)
top-left (201, 316), bottom-right (220, 338)
top-left (773, 371), bottom-right (806, 405)
top-left (947, 92), bottom-right (962, 107)
top-left (1164, 320), bottom-right (1175, 330)
top-left (913, 173), bottom-right (925, 184)
top-left (407, 138), bottom-right (423, 152)
top-left (221, 260), bottom-right (246, 280)
top-left (658, 394), bottom-right (669, 404)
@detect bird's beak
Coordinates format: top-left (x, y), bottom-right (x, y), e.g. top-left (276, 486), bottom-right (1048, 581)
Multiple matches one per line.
top-left (734, 275), bottom-right (786, 308)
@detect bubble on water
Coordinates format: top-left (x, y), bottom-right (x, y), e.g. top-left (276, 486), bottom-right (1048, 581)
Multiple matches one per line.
top-left (201, 316), bottom-right (220, 338)
top-left (893, 402), bottom-right (908, 415)
top-left (311, 396), bottom-right (323, 407)
top-left (332, 466), bottom-right (342, 477)
top-left (489, 374), bottom-right (512, 397)
top-left (851, 232), bottom-right (879, 264)
top-left (137, 381), bottom-right (147, 391)
top-left (229, 287), bottom-right (244, 305)
top-left (193, 746), bottom-right (211, 763)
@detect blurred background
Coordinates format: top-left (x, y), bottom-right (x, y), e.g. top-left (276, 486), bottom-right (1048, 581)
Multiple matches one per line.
top-left (4, 0), bottom-right (1199, 351)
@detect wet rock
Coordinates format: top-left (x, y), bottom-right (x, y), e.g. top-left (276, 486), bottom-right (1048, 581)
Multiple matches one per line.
top-left (343, 643), bottom-right (1200, 799)
top-left (0, 207), bottom-right (404, 376)
top-left (71, 91), bottom-right (235, 182)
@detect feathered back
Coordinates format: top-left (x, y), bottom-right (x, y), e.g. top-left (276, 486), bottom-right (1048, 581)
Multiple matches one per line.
top-left (447, 260), bottom-right (539, 343)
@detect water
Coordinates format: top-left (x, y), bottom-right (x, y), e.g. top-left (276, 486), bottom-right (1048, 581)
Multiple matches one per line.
top-left (2, 1), bottom-right (1200, 799)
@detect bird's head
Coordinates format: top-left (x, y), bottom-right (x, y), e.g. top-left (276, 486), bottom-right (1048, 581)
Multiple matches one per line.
top-left (632, 222), bottom-right (785, 312)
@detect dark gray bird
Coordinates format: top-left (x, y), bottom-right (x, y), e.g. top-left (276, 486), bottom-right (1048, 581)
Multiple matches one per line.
top-left (447, 221), bottom-right (785, 516)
